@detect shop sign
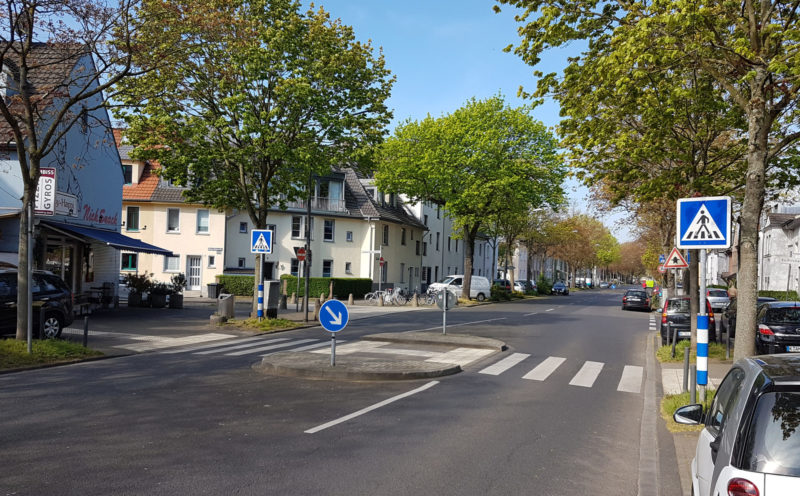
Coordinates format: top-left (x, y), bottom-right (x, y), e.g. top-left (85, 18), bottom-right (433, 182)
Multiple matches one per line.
top-left (35, 168), bottom-right (56, 215)
top-left (55, 192), bottom-right (78, 217)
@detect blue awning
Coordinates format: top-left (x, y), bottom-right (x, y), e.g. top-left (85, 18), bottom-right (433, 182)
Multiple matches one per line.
top-left (42, 221), bottom-right (173, 256)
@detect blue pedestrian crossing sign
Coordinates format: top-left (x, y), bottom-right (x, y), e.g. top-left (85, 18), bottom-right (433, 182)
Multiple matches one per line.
top-left (677, 196), bottom-right (731, 249)
top-left (250, 229), bottom-right (273, 254)
top-left (319, 300), bottom-right (349, 332)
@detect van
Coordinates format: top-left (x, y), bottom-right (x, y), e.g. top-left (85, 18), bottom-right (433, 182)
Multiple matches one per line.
top-left (427, 275), bottom-right (491, 301)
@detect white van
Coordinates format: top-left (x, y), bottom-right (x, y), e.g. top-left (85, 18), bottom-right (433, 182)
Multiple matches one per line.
top-left (427, 275), bottom-right (491, 301)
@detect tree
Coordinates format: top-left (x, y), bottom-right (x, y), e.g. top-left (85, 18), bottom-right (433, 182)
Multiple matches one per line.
top-left (0, 0), bottom-right (159, 340)
top-left (553, 214), bottom-right (613, 287)
top-left (496, 0), bottom-right (800, 358)
top-left (376, 95), bottom-right (565, 299)
top-left (116, 0), bottom-right (394, 313)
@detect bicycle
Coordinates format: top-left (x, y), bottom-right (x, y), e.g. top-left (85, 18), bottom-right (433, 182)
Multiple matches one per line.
top-left (364, 290), bottom-right (385, 304)
top-left (383, 288), bottom-right (407, 306)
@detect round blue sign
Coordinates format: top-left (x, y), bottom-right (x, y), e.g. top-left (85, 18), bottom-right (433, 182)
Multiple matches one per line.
top-left (319, 300), bottom-right (349, 332)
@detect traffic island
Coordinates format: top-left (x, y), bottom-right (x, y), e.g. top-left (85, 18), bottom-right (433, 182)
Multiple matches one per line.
top-left (361, 331), bottom-right (506, 351)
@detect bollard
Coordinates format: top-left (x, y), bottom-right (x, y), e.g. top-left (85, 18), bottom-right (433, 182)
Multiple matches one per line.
top-left (690, 364), bottom-right (697, 404)
top-left (683, 347), bottom-right (690, 393)
top-left (279, 294), bottom-right (287, 310)
top-left (378, 294), bottom-right (384, 306)
top-left (39, 305), bottom-right (46, 338)
top-left (313, 297), bottom-right (322, 321)
top-left (670, 323), bottom-right (677, 358)
top-left (347, 293), bottom-right (354, 305)
top-left (320, 292), bottom-right (326, 302)
top-left (411, 294), bottom-right (419, 307)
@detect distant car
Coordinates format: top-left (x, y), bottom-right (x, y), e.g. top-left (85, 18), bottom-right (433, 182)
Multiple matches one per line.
top-left (755, 301), bottom-right (800, 354)
top-left (674, 355), bottom-right (800, 496)
top-left (706, 288), bottom-right (730, 315)
top-left (660, 296), bottom-right (717, 346)
top-left (0, 270), bottom-right (74, 339)
top-left (599, 281), bottom-right (609, 289)
top-left (724, 296), bottom-right (776, 338)
top-left (622, 289), bottom-right (651, 311)
top-left (492, 279), bottom-right (511, 292)
top-left (552, 281), bottom-right (569, 295)
top-left (513, 280), bottom-right (536, 293)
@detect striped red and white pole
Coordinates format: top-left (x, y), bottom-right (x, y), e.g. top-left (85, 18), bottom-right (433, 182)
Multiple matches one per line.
top-left (696, 315), bottom-right (708, 385)
top-left (257, 284), bottom-right (264, 319)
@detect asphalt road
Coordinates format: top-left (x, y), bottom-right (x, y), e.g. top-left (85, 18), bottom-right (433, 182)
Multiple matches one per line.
top-left (0, 288), bottom-right (682, 495)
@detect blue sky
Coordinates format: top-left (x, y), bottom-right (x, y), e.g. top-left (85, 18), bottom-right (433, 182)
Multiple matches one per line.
top-left (308, 0), bottom-right (633, 242)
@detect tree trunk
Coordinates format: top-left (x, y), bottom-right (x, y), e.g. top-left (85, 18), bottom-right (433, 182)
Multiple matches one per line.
top-left (462, 224), bottom-right (479, 299)
top-left (15, 192), bottom-right (31, 341)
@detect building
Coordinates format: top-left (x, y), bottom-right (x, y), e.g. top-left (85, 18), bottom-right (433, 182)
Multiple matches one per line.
top-left (759, 211), bottom-right (800, 292)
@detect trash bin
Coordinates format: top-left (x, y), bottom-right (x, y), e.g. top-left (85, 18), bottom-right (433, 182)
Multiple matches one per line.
top-left (218, 293), bottom-right (234, 319)
top-left (207, 283), bottom-right (220, 299)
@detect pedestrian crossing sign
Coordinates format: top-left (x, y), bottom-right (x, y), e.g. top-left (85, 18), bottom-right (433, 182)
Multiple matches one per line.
top-left (677, 196), bottom-right (731, 249)
top-left (250, 229), bottom-right (273, 254)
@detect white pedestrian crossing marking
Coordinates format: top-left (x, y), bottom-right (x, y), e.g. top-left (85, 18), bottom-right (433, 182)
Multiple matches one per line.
top-left (114, 333), bottom-right (235, 352)
top-left (225, 338), bottom-right (318, 356)
top-left (479, 353), bottom-right (530, 375)
top-left (193, 337), bottom-right (290, 355)
top-left (522, 356), bottom-right (566, 381)
top-left (160, 335), bottom-right (263, 354)
top-left (569, 361), bottom-right (604, 388)
top-left (617, 365), bottom-right (644, 393)
top-left (426, 347), bottom-right (494, 365)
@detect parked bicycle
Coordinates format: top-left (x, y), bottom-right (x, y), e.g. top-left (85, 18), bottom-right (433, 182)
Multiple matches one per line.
top-left (364, 290), bottom-right (385, 304)
top-left (383, 287), bottom-right (408, 306)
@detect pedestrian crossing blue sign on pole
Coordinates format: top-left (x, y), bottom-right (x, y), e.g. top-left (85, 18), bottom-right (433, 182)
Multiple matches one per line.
top-left (250, 229), bottom-right (273, 254)
top-left (676, 196), bottom-right (731, 249)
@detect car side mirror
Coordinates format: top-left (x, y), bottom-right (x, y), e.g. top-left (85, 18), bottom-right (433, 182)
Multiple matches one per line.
top-left (673, 404), bottom-right (704, 425)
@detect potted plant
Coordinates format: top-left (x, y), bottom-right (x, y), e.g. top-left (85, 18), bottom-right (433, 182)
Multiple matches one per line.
top-left (149, 282), bottom-right (170, 308)
top-left (169, 273), bottom-right (187, 309)
top-left (124, 272), bottom-right (153, 307)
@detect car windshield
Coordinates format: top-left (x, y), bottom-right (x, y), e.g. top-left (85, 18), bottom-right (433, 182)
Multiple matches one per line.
top-left (708, 289), bottom-right (728, 298)
top-left (627, 291), bottom-right (646, 298)
top-left (741, 391), bottom-right (800, 477)
top-left (766, 307), bottom-right (800, 325)
top-left (438, 277), bottom-right (456, 285)
top-left (667, 299), bottom-right (690, 313)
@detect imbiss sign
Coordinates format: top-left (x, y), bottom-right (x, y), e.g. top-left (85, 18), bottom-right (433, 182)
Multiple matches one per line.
top-left (34, 168), bottom-right (56, 216)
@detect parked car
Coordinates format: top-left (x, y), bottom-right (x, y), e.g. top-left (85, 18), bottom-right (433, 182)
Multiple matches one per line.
top-left (427, 275), bottom-right (491, 302)
top-left (552, 281), bottom-right (569, 295)
top-left (513, 279), bottom-right (537, 293)
top-left (622, 289), bottom-right (651, 311)
top-left (492, 279), bottom-right (511, 292)
top-left (724, 296), bottom-right (777, 338)
top-left (755, 301), bottom-right (800, 354)
top-left (660, 296), bottom-right (717, 345)
top-left (599, 281), bottom-right (609, 289)
top-left (0, 270), bottom-right (74, 339)
top-left (706, 288), bottom-right (730, 315)
top-left (673, 355), bottom-right (800, 496)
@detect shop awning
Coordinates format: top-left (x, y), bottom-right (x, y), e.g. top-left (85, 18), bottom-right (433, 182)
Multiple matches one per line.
top-left (42, 221), bottom-right (173, 256)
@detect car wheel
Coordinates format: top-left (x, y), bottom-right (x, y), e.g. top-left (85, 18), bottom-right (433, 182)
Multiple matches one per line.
top-left (476, 293), bottom-right (486, 302)
top-left (40, 314), bottom-right (63, 339)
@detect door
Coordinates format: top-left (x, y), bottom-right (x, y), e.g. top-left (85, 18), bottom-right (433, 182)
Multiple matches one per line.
top-left (187, 256), bottom-right (202, 291)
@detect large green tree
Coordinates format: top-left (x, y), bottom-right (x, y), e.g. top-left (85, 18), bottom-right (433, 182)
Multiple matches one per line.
top-left (117, 0), bottom-right (393, 312)
top-left (497, 0), bottom-right (800, 358)
top-left (376, 96), bottom-right (565, 299)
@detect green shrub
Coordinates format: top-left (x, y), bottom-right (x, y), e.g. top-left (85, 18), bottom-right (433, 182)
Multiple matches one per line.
top-left (490, 285), bottom-right (511, 301)
top-left (536, 275), bottom-right (553, 295)
top-left (279, 275), bottom-right (372, 299)
top-left (758, 290), bottom-right (799, 301)
top-left (215, 275), bottom-right (254, 296)
top-left (708, 284), bottom-right (728, 289)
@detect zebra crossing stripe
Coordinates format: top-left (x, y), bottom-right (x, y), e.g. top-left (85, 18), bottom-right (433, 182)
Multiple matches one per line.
top-left (281, 340), bottom-right (347, 354)
top-left (160, 335), bottom-right (265, 354)
top-left (617, 365), bottom-right (644, 393)
top-left (193, 337), bottom-right (290, 355)
top-left (479, 353), bottom-right (530, 375)
top-left (569, 361), bottom-right (604, 388)
top-left (225, 338), bottom-right (318, 356)
top-left (522, 356), bottom-right (566, 381)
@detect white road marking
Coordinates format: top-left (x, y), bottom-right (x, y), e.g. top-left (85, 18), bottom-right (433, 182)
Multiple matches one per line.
top-left (278, 340), bottom-right (346, 354)
top-left (617, 365), bottom-right (644, 393)
top-left (545, 308), bottom-right (555, 312)
top-left (305, 381), bottom-right (440, 434)
top-left (407, 317), bottom-right (507, 332)
top-left (114, 333), bottom-right (236, 352)
top-left (523, 312), bottom-right (537, 316)
top-left (311, 341), bottom-right (388, 355)
top-left (569, 361), bottom-right (604, 388)
top-left (225, 339), bottom-right (318, 356)
top-left (479, 353), bottom-right (530, 375)
top-left (426, 347), bottom-right (494, 365)
top-left (193, 337), bottom-right (290, 355)
top-left (160, 335), bottom-right (264, 354)
top-left (522, 356), bottom-right (566, 381)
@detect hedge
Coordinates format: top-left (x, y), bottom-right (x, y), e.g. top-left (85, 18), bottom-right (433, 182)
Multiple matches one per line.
top-left (215, 275), bottom-right (255, 296)
top-left (279, 275), bottom-right (373, 299)
top-left (758, 290), bottom-right (799, 301)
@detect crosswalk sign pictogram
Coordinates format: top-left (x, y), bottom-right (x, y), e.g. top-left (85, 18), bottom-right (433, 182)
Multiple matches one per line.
top-left (250, 229), bottom-right (273, 254)
top-left (677, 196), bottom-right (731, 249)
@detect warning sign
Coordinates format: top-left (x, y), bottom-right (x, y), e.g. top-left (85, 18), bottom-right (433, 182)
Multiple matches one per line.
top-left (663, 247), bottom-right (689, 269)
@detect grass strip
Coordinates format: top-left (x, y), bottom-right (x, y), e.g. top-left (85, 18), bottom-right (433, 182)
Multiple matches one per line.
top-left (656, 339), bottom-right (728, 362)
top-left (0, 339), bottom-right (103, 370)
top-left (661, 389), bottom-right (716, 432)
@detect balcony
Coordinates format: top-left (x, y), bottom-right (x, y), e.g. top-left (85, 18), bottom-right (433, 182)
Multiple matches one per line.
top-left (284, 196), bottom-right (348, 213)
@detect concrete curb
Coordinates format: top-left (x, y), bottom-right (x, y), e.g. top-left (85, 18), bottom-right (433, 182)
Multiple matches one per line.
top-left (360, 331), bottom-right (506, 351)
top-left (254, 351), bottom-right (462, 381)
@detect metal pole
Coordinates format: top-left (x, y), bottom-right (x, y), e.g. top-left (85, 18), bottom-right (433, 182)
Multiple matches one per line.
top-left (330, 332), bottom-right (336, 367)
top-left (304, 175), bottom-right (312, 323)
top-left (295, 261), bottom-right (301, 312)
top-left (257, 255), bottom-right (263, 321)
top-left (690, 364), bottom-right (697, 404)
top-left (27, 201), bottom-right (33, 353)
top-left (698, 249), bottom-right (708, 404)
top-left (683, 346), bottom-right (690, 392)
top-left (442, 291), bottom-right (447, 335)
top-left (83, 316), bottom-right (89, 348)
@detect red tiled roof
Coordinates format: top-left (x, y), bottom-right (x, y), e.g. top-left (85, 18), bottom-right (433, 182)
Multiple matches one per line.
top-left (122, 162), bottom-right (160, 201)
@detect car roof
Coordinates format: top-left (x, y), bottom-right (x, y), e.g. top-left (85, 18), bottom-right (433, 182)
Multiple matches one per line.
top-left (762, 301), bottom-right (800, 308)
top-left (747, 355), bottom-right (800, 384)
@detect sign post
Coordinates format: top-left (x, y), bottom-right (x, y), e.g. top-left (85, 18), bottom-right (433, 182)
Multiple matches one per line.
top-left (251, 229), bottom-right (273, 321)
top-left (436, 289), bottom-right (458, 335)
top-left (294, 247), bottom-right (306, 312)
top-left (319, 300), bottom-right (349, 366)
top-left (677, 196), bottom-right (731, 403)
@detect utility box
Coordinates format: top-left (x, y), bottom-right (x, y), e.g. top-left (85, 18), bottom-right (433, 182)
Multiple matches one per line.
top-left (264, 280), bottom-right (280, 319)
top-left (218, 294), bottom-right (235, 319)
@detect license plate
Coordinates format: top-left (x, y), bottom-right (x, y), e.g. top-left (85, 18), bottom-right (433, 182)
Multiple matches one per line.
top-left (679, 332), bottom-right (691, 338)
top-left (787, 346), bottom-right (800, 352)
top-left (629, 298), bottom-right (640, 301)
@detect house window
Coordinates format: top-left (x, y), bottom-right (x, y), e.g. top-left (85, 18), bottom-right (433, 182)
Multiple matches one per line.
top-left (208, 255), bottom-right (216, 268)
top-left (266, 224), bottom-right (276, 241)
top-left (423, 242), bottom-right (428, 256)
top-left (164, 255), bottom-right (180, 272)
top-left (238, 257), bottom-right (246, 268)
top-left (346, 231), bottom-right (353, 242)
top-left (448, 237), bottom-right (451, 251)
top-left (416, 240), bottom-right (420, 256)
top-left (291, 259), bottom-right (299, 276)
top-left (122, 164), bottom-right (133, 185)
top-left (121, 253), bottom-right (138, 271)
top-left (401, 228), bottom-right (406, 245)
top-left (400, 263), bottom-right (405, 283)
top-left (324, 219), bottom-right (335, 242)
top-left (345, 262), bottom-right (352, 274)
top-left (456, 239), bottom-right (459, 252)
top-left (239, 222), bottom-right (248, 233)
top-left (436, 232), bottom-right (440, 251)
top-left (437, 207), bottom-right (440, 219)
top-left (424, 214), bottom-right (428, 226)
top-left (292, 216), bottom-right (313, 239)
top-left (126, 206), bottom-right (139, 231)
top-left (196, 209), bottom-right (209, 234)
top-left (382, 225), bottom-right (389, 245)
top-left (381, 261), bottom-right (388, 283)
top-left (167, 208), bottom-right (180, 233)
top-left (322, 260), bottom-right (333, 278)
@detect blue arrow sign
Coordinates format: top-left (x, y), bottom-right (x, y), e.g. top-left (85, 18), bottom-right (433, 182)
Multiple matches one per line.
top-left (677, 196), bottom-right (731, 249)
top-left (251, 229), bottom-right (273, 254)
top-left (319, 300), bottom-right (349, 332)
top-left (658, 254), bottom-right (666, 264)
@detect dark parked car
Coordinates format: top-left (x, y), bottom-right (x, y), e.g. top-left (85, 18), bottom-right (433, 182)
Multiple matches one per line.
top-left (724, 296), bottom-right (776, 338)
top-left (0, 270), bottom-right (74, 339)
top-left (755, 301), bottom-right (800, 354)
top-left (660, 296), bottom-right (717, 345)
top-left (552, 281), bottom-right (569, 295)
top-left (674, 355), bottom-right (800, 495)
top-left (492, 279), bottom-right (511, 292)
top-left (622, 289), bottom-right (651, 311)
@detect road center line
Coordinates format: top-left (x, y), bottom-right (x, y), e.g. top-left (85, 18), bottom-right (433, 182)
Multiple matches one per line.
top-left (545, 308), bottom-right (555, 312)
top-left (304, 381), bottom-right (440, 434)
top-left (523, 312), bottom-right (537, 316)
top-left (409, 317), bottom-right (507, 332)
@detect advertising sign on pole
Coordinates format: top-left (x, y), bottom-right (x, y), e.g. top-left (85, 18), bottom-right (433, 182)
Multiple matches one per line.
top-left (34, 168), bottom-right (56, 216)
